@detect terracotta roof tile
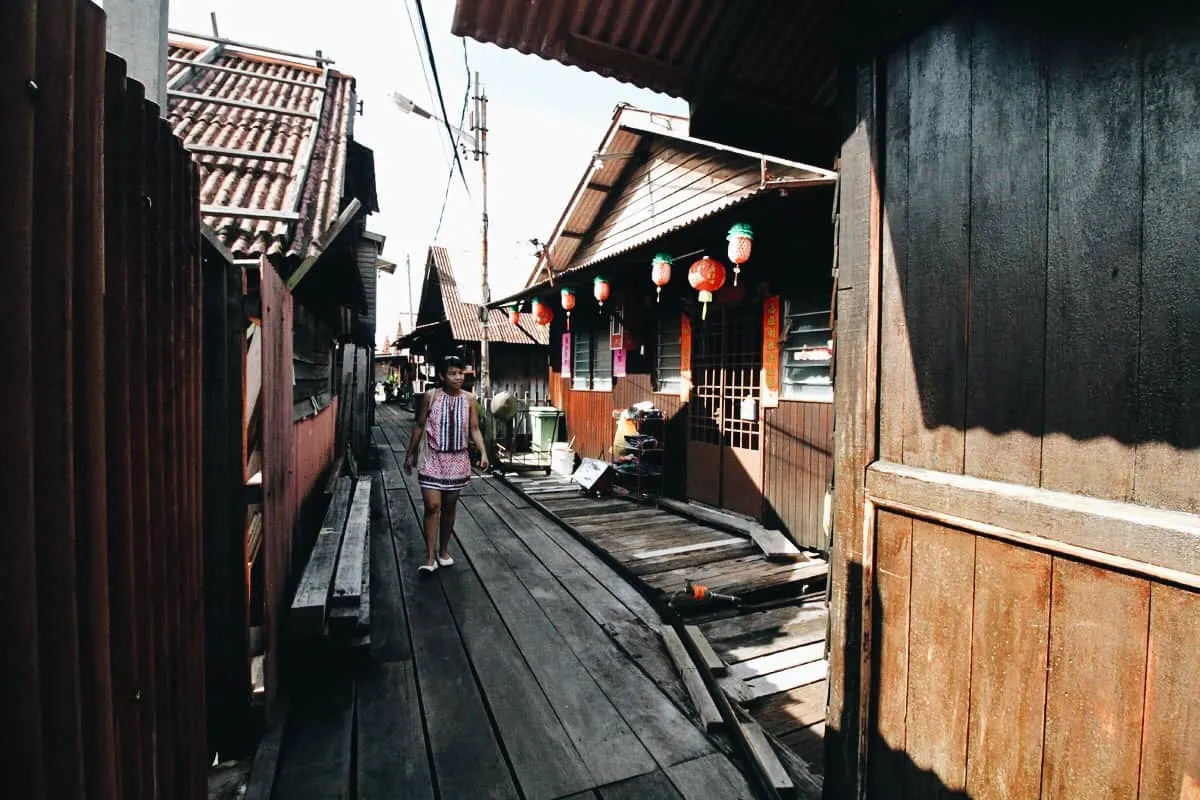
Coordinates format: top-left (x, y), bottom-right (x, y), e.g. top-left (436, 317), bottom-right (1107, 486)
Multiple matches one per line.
top-left (166, 41), bottom-right (356, 261)
top-left (428, 246), bottom-right (547, 346)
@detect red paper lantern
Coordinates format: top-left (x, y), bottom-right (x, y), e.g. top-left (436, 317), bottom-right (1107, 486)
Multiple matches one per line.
top-left (688, 256), bottom-right (726, 320)
top-left (509, 306), bottom-right (521, 325)
top-left (532, 299), bottom-right (554, 326)
top-left (560, 288), bottom-right (576, 330)
top-left (726, 223), bottom-right (753, 286)
top-left (650, 253), bottom-right (672, 303)
top-left (593, 276), bottom-right (611, 310)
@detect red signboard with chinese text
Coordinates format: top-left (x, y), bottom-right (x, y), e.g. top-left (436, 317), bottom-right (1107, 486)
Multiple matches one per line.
top-left (680, 313), bottom-right (692, 400)
top-left (561, 332), bottom-right (572, 379)
top-left (762, 296), bottom-right (781, 407)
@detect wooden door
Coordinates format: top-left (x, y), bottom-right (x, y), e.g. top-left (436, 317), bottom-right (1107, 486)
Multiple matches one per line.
top-left (686, 304), bottom-right (765, 519)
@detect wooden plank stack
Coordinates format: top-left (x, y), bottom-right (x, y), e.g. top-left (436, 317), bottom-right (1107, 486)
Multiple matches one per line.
top-left (290, 475), bottom-right (373, 648)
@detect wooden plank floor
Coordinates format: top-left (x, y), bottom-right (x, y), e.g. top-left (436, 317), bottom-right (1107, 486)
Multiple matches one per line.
top-left (260, 404), bottom-right (761, 800)
top-left (500, 453), bottom-right (830, 783)
top-left (506, 475), bottom-right (829, 603)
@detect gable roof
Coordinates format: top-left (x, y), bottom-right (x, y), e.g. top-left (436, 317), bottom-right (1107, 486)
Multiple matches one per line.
top-left (166, 37), bottom-right (359, 262)
top-left (522, 105), bottom-right (837, 291)
top-left (424, 247), bottom-right (549, 346)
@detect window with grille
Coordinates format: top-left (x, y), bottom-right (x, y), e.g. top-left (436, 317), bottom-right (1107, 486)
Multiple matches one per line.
top-left (570, 329), bottom-right (612, 391)
top-left (655, 315), bottom-right (683, 393)
top-left (781, 298), bottom-right (833, 402)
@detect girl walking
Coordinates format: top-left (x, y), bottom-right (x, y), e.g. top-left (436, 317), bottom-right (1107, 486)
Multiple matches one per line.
top-left (403, 355), bottom-right (489, 573)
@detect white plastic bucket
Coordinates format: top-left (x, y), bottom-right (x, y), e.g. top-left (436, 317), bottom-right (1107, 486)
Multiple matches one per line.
top-left (550, 443), bottom-right (576, 476)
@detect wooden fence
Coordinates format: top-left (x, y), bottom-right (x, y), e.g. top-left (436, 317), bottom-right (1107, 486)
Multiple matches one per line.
top-left (0, 2), bottom-right (207, 797)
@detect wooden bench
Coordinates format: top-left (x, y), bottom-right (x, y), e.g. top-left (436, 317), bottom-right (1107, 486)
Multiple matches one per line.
top-left (289, 475), bottom-right (372, 648)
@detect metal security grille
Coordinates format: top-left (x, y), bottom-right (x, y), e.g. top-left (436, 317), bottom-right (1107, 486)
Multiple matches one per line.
top-left (688, 305), bottom-right (763, 450)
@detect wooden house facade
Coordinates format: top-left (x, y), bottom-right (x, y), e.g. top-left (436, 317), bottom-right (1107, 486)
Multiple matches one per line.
top-left (167, 32), bottom-right (380, 731)
top-left (456, 3), bottom-right (1200, 799)
top-left (401, 245), bottom-right (550, 402)
top-left (493, 108), bottom-right (838, 550)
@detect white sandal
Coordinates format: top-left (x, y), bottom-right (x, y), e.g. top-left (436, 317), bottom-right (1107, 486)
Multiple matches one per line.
top-left (417, 563), bottom-right (438, 574)
top-left (436, 555), bottom-right (455, 568)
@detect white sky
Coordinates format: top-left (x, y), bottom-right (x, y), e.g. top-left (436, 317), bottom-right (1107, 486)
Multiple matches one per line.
top-left (163, 0), bottom-right (689, 346)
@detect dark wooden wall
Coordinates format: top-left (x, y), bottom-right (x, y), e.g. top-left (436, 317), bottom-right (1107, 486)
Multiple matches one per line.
top-left (764, 402), bottom-right (833, 551)
top-left (878, 5), bottom-right (1200, 510)
top-left (827, 5), bottom-right (1200, 798)
top-left (0, 3), bottom-right (209, 795)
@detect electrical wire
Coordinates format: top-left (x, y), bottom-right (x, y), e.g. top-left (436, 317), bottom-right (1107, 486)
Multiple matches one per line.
top-left (433, 39), bottom-right (471, 241)
top-left (413, 0), bottom-right (471, 196)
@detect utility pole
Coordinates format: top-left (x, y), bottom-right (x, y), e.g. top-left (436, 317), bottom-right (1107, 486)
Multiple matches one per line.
top-left (406, 253), bottom-right (414, 335)
top-left (471, 72), bottom-right (491, 401)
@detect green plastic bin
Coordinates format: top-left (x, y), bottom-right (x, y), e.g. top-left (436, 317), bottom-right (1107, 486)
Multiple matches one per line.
top-left (528, 406), bottom-right (564, 453)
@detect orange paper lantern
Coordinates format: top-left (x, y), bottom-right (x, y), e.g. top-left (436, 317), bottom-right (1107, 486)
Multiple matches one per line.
top-left (561, 288), bottom-right (576, 330)
top-left (593, 276), bottom-right (611, 310)
top-left (532, 299), bottom-right (554, 326)
top-left (509, 306), bottom-right (520, 325)
top-left (650, 253), bottom-right (672, 303)
top-left (688, 256), bottom-right (726, 320)
top-left (726, 223), bottom-right (753, 286)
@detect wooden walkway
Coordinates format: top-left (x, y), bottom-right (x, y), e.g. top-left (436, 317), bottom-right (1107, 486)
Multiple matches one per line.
top-left (256, 404), bottom-right (762, 800)
top-left (500, 470), bottom-right (830, 781)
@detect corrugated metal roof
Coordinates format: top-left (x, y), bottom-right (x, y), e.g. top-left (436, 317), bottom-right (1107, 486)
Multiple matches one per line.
top-left (166, 40), bottom-right (356, 261)
top-left (451, 0), bottom-right (839, 111)
top-left (427, 246), bottom-right (549, 346)
top-left (517, 105), bottom-right (836, 295)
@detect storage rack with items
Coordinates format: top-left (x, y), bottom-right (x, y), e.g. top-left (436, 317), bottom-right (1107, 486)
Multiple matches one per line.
top-left (611, 403), bottom-right (666, 501)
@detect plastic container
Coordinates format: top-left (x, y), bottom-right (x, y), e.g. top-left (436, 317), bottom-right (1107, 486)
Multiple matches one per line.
top-left (528, 406), bottom-right (563, 452)
top-left (550, 442), bottom-right (576, 476)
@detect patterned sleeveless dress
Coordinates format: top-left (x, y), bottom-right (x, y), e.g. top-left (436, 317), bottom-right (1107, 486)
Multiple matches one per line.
top-left (417, 390), bottom-right (472, 492)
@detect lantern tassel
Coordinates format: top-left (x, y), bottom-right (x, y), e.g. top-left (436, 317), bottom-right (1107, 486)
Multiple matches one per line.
top-left (702, 301), bottom-right (708, 321)
top-left (656, 286), bottom-right (662, 303)
top-left (567, 310), bottom-right (571, 331)
top-left (733, 266), bottom-right (740, 286)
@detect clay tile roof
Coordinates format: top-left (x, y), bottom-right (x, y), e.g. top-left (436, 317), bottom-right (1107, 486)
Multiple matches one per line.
top-left (166, 40), bottom-right (356, 261)
top-left (429, 246), bottom-right (548, 346)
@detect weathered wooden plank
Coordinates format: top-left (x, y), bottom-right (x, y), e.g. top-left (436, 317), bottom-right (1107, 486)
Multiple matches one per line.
top-left (597, 770), bottom-right (683, 800)
top-left (332, 477), bottom-right (372, 608)
top-left (965, 538), bottom-right (1051, 800)
top-left (963, 15), bottom-right (1047, 486)
top-left (1043, 25), bottom-right (1141, 499)
top-left (385, 488), bottom-right (520, 800)
top-left (367, 477), bottom-right (409, 662)
top-left (631, 538), bottom-right (746, 561)
top-left (904, 520), bottom-right (975, 795)
top-left (660, 626), bottom-right (723, 732)
top-left (473, 493), bottom-right (692, 713)
top-left (437, 545), bottom-right (594, 800)
top-left (752, 681), bottom-right (829, 736)
top-left (665, 753), bottom-right (759, 800)
top-left (1134, 17), bottom-right (1200, 514)
top-left (699, 602), bottom-right (827, 648)
top-left (628, 541), bottom-right (761, 577)
top-left (1042, 560), bottom-right (1149, 800)
top-left (739, 719), bottom-right (795, 795)
top-left (877, 38), bottom-right (911, 464)
top-left (355, 662), bottom-right (434, 800)
top-left (868, 510), bottom-right (911, 799)
top-left (748, 527), bottom-right (805, 563)
top-left (244, 690), bottom-right (288, 800)
top-left (728, 642), bottom-right (825, 683)
top-left (866, 460), bottom-right (1200, 585)
top-left (901, 10), bottom-right (971, 473)
top-left (1138, 582), bottom-right (1200, 799)
top-left (449, 506), bottom-right (659, 785)
top-left (744, 659), bottom-right (828, 701)
top-left (272, 672), bottom-right (354, 799)
top-left (682, 625), bottom-right (726, 675)
top-left (461, 498), bottom-right (715, 769)
top-left (289, 477), bottom-right (352, 636)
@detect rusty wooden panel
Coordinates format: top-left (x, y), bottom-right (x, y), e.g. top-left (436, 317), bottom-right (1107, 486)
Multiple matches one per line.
top-left (1138, 583), bottom-right (1200, 799)
top-left (294, 401), bottom-right (338, 504)
top-left (868, 511), bottom-right (912, 799)
top-left (32, 0), bottom-right (87, 795)
top-left (964, 538), bottom-right (1051, 800)
top-left (904, 519), bottom-right (975, 796)
top-left (763, 401), bottom-right (832, 551)
top-left (900, 12), bottom-right (971, 474)
top-left (0, 0), bottom-right (44, 793)
top-left (1042, 559), bottom-right (1149, 799)
top-left (73, 6), bottom-right (117, 797)
top-left (1042, 29), bottom-right (1142, 499)
top-left (963, 17), bottom-right (1047, 487)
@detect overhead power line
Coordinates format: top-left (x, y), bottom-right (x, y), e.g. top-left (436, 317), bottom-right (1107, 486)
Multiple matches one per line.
top-left (433, 39), bottom-right (472, 241)
top-left (413, 0), bottom-right (471, 195)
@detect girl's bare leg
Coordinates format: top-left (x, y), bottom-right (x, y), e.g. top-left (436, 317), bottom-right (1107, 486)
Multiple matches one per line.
top-left (439, 491), bottom-right (460, 559)
top-left (421, 488), bottom-right (442, 566)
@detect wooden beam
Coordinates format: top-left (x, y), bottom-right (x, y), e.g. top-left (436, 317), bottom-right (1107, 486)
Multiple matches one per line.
top-left (169, 29), bottom-right (334, 64)
top-left (867, 460), bottom-right (1200, 586)
top-left (167, 43), bottom-right (224, 92)
top-left (201, 206), bottom-right (300, 222)
top-left (285, 198), bottom-right (364, 292)
top-left (167, 57), bottom-right (328, 90)
top-left (558, 230), bottom-right (585, 240)
top-left (187, 144), bottom-right (295, 162)
top-left (168, 89), bottom-right (320, 119)
top-left (585, 181), bottom-right (613, 192)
